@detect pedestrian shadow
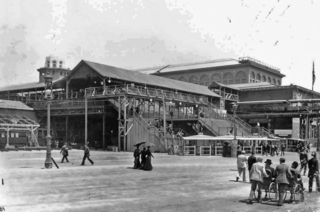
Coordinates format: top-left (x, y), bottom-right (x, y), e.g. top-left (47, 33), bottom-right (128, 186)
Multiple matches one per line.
top-left (126, 167), bottom-right (134, 169)
top-left (228, 180), bottom-right (250, 184)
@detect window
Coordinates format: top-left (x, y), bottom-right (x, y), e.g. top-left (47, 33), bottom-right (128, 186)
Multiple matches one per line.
top-left (188, 76), bottom-right (198, 84)
top-left (223, 73), bottom-right (233, 84)
top-left (52, 70), bottom-right (55, 75)
top-left (1, 132), bottom-right (4, 137)
top-left (211, 74), bottom-right (221, 83)
top-left (199, 75), bottom-right (210, 86)
top-left (47, 61), bottom-right (50, 67)
top-left (235, 71), bottom-right (247, 84)
top-left (52, 60), bottom-right (57, 68)
top-left (262, 75), bottom-right (266, 82)
top-left (60, 71), bottom-right (63, 76)
top-left (59, 61), bottom-right (63, 68)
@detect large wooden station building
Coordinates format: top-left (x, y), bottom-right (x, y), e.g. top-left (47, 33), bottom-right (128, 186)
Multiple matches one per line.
top-left (0, 56), bottom-right (318, 150)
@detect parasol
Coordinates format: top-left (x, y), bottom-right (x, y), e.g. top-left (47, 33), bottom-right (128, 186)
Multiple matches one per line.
top-left (144, 142), bottom-right (156, 147)
top-left (134, 141), bottom-right (145, 147)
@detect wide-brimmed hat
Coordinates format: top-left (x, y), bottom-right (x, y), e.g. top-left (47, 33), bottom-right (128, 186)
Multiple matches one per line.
top-left (265, 159), bottom-right (272, 164)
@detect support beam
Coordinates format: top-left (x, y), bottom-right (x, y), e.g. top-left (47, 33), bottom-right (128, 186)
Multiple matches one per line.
top-left (118, 96), bottom-right (121, 151)
top-left (124, 96), bottom-right (127, 151)
top-left (85, 97), bottom-right (88, 144)
top-left (103, 114), bottom-right (106, 151)
top-left (66, 116), bottom-right (69, 143)
top-left (162, 93), bottom-right (167, 150)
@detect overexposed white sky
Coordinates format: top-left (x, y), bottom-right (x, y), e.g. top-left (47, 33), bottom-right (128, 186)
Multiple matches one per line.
top-left (0, 0), bottom-right (319, 90)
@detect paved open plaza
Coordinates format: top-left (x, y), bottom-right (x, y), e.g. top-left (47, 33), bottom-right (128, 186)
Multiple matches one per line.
top-left (0, 148), bottom-right (319, 212)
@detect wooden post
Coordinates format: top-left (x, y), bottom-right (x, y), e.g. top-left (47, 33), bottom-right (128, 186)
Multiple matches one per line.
top-left (66, 116), bottom-right (68, 143)
top-left (118, 96), bottom-right (121, 151)
top-left (103, 113), bottom-right (106, 151)
top-left (162, 92), bottom-right (167, 150)
top-left (85, 97), bottom-right (88, 144)
top-left (124, 96), bottom-right (127, 151)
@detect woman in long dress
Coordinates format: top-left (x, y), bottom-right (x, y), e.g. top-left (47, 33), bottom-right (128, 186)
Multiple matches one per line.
top-left (144, 146), bottom-right (154, 171)
top-left (133, 146), bottom-right (140, 169)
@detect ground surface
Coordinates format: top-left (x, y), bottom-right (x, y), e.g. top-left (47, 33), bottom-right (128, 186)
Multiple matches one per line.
top-left (0, 148), bottom-right (319, 212)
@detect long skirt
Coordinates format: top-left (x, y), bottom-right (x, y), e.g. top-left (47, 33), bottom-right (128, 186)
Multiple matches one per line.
top-left (144, 156), bottom-right (153, 171)
top-left (133, 157), bottom-right (140, 169)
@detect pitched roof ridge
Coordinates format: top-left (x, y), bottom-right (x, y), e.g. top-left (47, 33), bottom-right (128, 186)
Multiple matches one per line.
top-left (133, 58), bottom-right (237, 71)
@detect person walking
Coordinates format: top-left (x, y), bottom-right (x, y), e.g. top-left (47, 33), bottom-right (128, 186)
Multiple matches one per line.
top-left (248, 150), bottom-right (257, 178)
top-left (289, 161), bottom-right (305, 203)
top-left (144, 146), bottom-right (154, 171)
top-left (263, 159), bottom-right (275, 200)
top-left (247, 157), bottom-right (269, 204)
top-left (280, 143), bottom-right (286, 156)
top-left (133, 145), bottom-right (141, 169)
top-left (81, 142), bottom-right (94, 165)
top-left (262, 143), bottom-right (268, 156)
top-left (270, 143), bottom-right (275, 157)
top-left (275, 158), bottom-right (293, 206)
top-left (308, 152), bottom-right (320, 192)
top-left (140, 147), bottom-right (147, 169)
top-left (236, 150), bottom-right (248, 182)
top-left (299, 148), bottom-right (309, 176)
top-left (306, 142), bottom-right (311, 153)
top-left (60, 142), bottom-right (69, 163)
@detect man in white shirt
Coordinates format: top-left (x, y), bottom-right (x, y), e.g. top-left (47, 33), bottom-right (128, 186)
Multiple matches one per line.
top-left (237, 150), bottom-right (248, 182)
top-left (248, 157), bottom-right (268, 204)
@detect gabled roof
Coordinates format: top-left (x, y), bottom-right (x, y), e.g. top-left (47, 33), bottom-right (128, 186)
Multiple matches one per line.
top-left (231, 82), bottom-right (276, 90)
top-left (0, 100), bottom-right (33, 110)
top-left (208, 82), bottom-right (240, 91)
top-left (134, 58), bottom-right (239, 74)
top-left (0, 78), bottom-right (65, 93)
top-left (76, 60), bottom-right (220, 97)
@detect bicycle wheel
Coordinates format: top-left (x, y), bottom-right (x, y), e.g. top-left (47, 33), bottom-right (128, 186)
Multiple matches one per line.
top-left (268, 182), bottom-right (277, 200)
top-left (292, 184), bottom-right (302, 203)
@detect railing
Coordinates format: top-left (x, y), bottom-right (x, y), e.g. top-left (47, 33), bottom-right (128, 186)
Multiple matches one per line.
top-left (226, 113), bottom-right (252, 136)
top-left (33, 99), bottom-right (105, 109)
top-left (85, 85), bottom-right (209, 105)
top-left (108, 98), bottom-right (166, 146)
top-left (199, 118), bottom-right (223, 135)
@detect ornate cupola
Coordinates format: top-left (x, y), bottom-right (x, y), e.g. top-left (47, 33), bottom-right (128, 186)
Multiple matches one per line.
top-left (37, 55), bottom-right (71, 83)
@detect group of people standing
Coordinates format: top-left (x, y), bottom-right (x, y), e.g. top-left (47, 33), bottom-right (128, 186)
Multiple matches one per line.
top-left (237, 148), bottom-right (319, 207)
top-left (262, 142), bottom-right (286, 157)
top-left (133, 145), bottom-right (154, 171)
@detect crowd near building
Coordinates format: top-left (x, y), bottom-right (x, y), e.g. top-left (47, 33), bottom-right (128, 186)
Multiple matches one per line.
top-left (0, 55), bottom-right (319, 155)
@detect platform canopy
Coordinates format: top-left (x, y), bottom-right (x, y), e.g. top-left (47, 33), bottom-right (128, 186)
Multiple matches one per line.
top-left (0, 114), bottom-right (39, 130)
top-left (183, 135), bottom-right (279, 141)
top-left (182, 135), bottom-right (217, 140)
top-left (0, 114), bottom-right (40, 148)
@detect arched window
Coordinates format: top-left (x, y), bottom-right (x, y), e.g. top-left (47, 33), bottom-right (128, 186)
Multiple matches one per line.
top-left (223, 72), bottom-right (234, 84)
top-left (277, 80), bottom-right (281, 85)
top-left (273, 78), bottom-right (276, 85)
top-left (52, 60), bottom-right (57, 68)
top-left (262, 75), bottom-right (266, 82)
top-left (59, 61), bottom-right (63, 68)
top-left (46, 61), bottom-right (50, 68)
top-left (179, 76), bottom-right (187, 82)
top-left (251, 72), bottom-right (256, 83)
top-left (199, 75), bottom-right (210, 86)
top-left (268, 77), bottom-right (271, 83)
top-left (235, 71), bottom-right (247, 84)
top-left (188, 76), bottom-right (198, 84)
top-left (211, 74), bottom-right (221, 83)
top-left (257, 74), bottom-right (261, 82)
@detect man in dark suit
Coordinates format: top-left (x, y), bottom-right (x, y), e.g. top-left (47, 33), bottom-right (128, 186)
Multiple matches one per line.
top-left (308, 152), bottom-right (320, 192)
top-left (248, 150), bottom-right (257, 177)
top-left (299, 148), bottom-right (308, 176)
top-left (81, 142), bottom-right (94, 165)
top-left (275, 158), bottom-right (293, 206)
